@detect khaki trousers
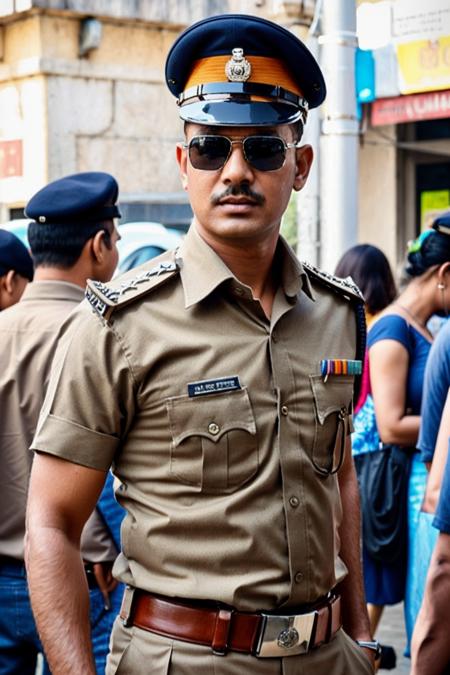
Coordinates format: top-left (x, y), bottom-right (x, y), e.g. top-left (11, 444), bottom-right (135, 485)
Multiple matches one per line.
top-left (106, 617), bottom-right (373, 674)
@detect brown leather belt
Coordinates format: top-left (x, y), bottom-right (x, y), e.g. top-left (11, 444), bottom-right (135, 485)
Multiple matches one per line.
top-left (120, 587), bottom-right (342, 658)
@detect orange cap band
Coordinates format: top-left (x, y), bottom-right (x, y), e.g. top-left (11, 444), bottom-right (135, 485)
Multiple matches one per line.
top-left (184, 55), bottom-right (303, 97)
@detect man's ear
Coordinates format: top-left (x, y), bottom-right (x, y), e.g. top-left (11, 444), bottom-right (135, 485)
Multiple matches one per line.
top-left (90, 230), bottom-right (107, 264)
top-left (4, 269), bottom-right (16, 294)
top-left (176, 143), bottom-right (188, 191)
top-left (293, 144), bottom-right (313, 192)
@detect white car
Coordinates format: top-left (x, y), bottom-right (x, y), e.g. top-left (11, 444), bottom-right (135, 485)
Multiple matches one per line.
top-left (1, 218), bottom-right (184, 274)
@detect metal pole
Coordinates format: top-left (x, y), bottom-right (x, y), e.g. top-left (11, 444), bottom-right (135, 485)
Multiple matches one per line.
top-left (319, 0), bottom-right (359, 272)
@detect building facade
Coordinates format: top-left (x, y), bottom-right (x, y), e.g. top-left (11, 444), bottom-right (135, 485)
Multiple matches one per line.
top-left (0, 0), bottom-right (315, 229)
top-left (357, 0), bottom-right (450, 266)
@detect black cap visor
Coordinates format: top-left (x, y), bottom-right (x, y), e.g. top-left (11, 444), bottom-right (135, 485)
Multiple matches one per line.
top-left (179, 99), bottom-right (305, 127)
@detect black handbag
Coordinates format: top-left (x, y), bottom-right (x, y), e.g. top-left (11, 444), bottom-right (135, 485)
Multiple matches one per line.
top-left (354, 446), bottom-right (411, 564)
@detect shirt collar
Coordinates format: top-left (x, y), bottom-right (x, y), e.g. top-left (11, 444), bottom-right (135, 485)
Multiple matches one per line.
top-left (277, 237), bottom-right (315, 301)
top-left (178, 226), bottom-right (235, 308)
top-left (20, 280), bottom-right (85, 303)
top-left (178, 225), bottom-right (315, 308)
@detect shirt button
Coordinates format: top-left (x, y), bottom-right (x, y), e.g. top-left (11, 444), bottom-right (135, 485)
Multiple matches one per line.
top-left (289, 496), bottom-right (299, 508)
top-left (294, 572), bottom-right (303, 583)
top-left (208, 422), bottom-right (220, 435)
top-left (281, 405), bottom-right (289, 416)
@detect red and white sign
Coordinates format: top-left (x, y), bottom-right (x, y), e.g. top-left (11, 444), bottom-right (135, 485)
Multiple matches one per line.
top-left (0, 139), bottom-right (23, 179)
top-left (371, 89), bottom-right (450, 126)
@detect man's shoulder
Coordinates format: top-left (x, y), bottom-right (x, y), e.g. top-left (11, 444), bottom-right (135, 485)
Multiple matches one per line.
top-left (302, 261), bottom-right (364, 305)
top-left (85, 250), bottom-right (180, 321)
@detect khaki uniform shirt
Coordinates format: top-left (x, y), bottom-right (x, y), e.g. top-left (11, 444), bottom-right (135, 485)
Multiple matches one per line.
top-left (0, 280), bottom-right (117, 562)
top-left (32, 229), bottom-right (359, 611)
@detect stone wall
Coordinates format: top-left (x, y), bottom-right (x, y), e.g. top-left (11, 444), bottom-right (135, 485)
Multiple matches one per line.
top-left (0, 0), bottom-right (316, 224)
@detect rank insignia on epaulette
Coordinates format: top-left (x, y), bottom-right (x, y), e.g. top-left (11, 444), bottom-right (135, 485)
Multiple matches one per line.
top-left (302, 261), bottom-right (364, 303)
top-left (85, 257), bottom-right (179, 320)
top-left (86, 286), bottom-right (109, 317)
top-left (321, 359), bottom-right (362, 382)
top-left (115, 261), bottom-right (178, 299)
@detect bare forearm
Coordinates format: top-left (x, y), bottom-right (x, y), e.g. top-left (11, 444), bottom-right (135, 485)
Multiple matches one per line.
top-left (378, 414), bottom-right (420, 446)
top-left (25, 527), bottom-right (95, 675)
top-left (411, 535), bottom-right (450, 675)
top-left (337, 454), bottom-right (371, 641)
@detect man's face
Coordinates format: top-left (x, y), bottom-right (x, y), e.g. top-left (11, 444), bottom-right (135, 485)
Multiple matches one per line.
top-left (177, 123), bottom-right (313, 248)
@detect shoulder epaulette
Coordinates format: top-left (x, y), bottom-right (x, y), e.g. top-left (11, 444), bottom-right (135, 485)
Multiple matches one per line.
top-left (85, 252), bottom-right (179, 321)
top-left (302, 261), bottom-right (364, 304)
top-left (303, 262), bottom-right (366, 403)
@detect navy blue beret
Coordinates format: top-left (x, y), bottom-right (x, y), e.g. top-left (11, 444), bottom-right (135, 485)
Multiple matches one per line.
top-left (165, 14), bottom-right (326, 127)
top-left (25, 172), bottom-right (121, 226)
top-left (0, 229), bottom-right (34, 281)
top-left (432, 211), bottom-right (450, 236)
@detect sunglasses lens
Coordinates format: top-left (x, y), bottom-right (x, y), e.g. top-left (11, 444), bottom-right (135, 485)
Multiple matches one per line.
top-left (244, 137), bottom-right (286, 171)
top-left (188, 136), bottom-right (231, 170)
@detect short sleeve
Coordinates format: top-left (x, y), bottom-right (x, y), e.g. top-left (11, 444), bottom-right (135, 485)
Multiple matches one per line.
top-left (31, 301), bottom-right (136, 471)
top-left (419, 323), bottom-right (450, 462)
top-left (433, 440), bottom-right (450, 534)
top-left (367, 314), bottom-right (411, 353)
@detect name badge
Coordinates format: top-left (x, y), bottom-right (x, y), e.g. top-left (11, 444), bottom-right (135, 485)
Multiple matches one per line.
top-left (187, 375), bottom-right (241, 397)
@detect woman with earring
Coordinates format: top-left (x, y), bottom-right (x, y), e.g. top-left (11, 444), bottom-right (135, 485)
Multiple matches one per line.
top-left (367, 218), bottom-right (450, 658)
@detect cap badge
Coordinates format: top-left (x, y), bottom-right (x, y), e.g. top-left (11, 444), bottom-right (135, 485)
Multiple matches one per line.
top-left (225, 48), bottom-right (251, 82)
top-left (38, 216), bottom-right (46, 223)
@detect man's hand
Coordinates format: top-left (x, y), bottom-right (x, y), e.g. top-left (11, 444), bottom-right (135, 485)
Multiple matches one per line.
top-left (92, 562), bottom-right (118, 610)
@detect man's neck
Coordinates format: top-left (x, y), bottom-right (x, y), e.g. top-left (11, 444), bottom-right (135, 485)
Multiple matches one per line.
top-left (195, 226), bottom-right (280, 318)
top-left (34, 267), bottom-right (86, 289)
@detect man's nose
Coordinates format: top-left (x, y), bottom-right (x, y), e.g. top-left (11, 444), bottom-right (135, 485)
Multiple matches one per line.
top-left (220, 141), bottom-right (254, 183)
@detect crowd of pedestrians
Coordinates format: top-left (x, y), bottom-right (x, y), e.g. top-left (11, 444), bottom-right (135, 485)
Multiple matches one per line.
top-left (335, 215), bottom-right (450, 673)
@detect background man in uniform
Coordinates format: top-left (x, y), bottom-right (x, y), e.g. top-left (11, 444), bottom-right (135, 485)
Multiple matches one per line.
top-left (26, 15), bottom-right (377, 674)
top-left (0, 172), bottom-right (123, 674)
top-left (0, 228), bottom-right (34, 309)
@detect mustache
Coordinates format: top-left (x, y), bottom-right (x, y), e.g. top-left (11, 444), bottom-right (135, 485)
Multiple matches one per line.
top-left (210, 184), bottom-right (265, 206)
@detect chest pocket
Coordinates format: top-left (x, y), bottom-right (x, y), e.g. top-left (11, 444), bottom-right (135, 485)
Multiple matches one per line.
top-left (310, 375), bottom-right (354, 475)
top-left (166, 387), bottom-right (258, 493)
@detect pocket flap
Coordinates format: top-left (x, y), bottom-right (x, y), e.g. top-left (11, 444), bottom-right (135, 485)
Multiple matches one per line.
top-left (166, 387), bottom-right (256, 446)
top-left (309, 375), bottom-right (354, 425)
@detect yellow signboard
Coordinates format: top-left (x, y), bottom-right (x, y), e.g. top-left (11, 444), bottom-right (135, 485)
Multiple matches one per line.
top-left (397, 36), bottom-right (450, 94)
top-left (421, 190), bottom-right (450, 230)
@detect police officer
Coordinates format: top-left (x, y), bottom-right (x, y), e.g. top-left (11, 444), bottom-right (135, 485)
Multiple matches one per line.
top-left (26, 15), bottom-right (378, 674)
top-left (0, 173), bottom-right (123, 674)
top-left (0, 228), bottom-right (33, 309)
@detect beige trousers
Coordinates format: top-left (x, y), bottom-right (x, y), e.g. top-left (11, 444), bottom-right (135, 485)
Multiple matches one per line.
top-left (106, 617), bottom-right (374, 675)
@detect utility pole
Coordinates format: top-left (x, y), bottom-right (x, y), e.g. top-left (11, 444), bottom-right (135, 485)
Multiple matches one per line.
top-left (296, 6), bottom-right (321, 267)
top-left (319, 0), bottom-right (359, 272)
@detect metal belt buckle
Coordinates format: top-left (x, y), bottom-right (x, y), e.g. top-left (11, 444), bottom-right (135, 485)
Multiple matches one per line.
top-left (255, 610), bottom-right (317, 658)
